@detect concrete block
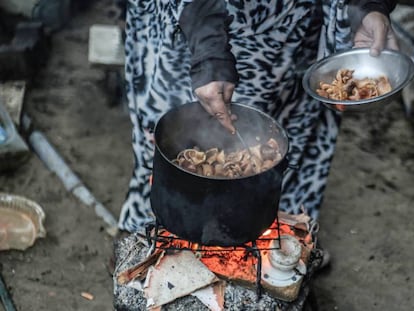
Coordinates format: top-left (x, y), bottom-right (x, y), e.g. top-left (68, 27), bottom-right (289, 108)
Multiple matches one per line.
top-left (88, 24), bottom-right (125, 67)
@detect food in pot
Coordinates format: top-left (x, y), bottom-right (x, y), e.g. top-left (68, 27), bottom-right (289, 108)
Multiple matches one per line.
top-left (316, 69), bottom-right (392, 100)
top-left (172, 138), bottom-right (283, 178)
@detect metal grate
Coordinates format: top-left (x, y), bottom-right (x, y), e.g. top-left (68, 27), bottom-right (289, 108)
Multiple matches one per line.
top-left (144, 215), bottom-right (285, 299)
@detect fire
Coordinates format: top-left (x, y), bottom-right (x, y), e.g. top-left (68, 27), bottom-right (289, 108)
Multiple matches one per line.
top-left (153, 218), bottom-right (313, 285)
top-left (116, 214), bottom-right (316, 305)
top-left (262, 229), bottom-right (272, 236)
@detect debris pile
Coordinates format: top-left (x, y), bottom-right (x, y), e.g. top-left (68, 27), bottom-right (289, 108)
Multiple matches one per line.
top-left (113, 213), bottom-right (324, 311)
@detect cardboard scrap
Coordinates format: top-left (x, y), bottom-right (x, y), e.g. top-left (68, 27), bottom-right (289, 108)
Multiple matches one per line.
top-left (191, 281), bottom-right (226, 311)
top-left (144, 251), bottom-right (219, 309)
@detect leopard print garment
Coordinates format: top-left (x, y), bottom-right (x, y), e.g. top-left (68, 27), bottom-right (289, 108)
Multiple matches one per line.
top-left (118, 0), bottom-right (352, 232)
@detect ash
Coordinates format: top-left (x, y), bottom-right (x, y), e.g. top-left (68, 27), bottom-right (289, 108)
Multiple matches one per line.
top-left (113, 233), bottom-right (322, 311)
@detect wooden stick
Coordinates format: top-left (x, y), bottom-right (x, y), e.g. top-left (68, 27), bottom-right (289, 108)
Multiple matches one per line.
top-left (117, 249), bottom-right (164, 285)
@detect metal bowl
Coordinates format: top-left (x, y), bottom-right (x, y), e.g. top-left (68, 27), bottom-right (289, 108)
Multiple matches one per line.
top-left (302, 48), bottom-right (414, 112)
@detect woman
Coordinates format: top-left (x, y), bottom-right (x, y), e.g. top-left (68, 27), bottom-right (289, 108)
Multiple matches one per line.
top-left (118, 0), bottom-right (398, 233)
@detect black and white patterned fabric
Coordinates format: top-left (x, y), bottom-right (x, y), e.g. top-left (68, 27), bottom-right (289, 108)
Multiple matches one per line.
top-left (118, 0), bottom-right (352, 232)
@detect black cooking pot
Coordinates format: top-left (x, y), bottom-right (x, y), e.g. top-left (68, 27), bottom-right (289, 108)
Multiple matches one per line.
top-left (150, 102), bottom-right (289, 246)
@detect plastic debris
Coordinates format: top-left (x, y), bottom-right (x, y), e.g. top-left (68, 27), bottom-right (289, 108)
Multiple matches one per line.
top-left (0, 126), bottom-right (6, 144)
top-left (0, 193), bottom-right (46, 251)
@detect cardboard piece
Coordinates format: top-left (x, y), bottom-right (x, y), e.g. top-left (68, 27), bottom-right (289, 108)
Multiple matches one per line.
top-left (144, 251), bottom-right (218, 309)
top-left (191, 281), bottom-right (226, 311)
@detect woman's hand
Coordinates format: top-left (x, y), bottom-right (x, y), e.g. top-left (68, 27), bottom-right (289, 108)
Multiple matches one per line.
top-left (353, 11), bottom-right (399, 56)
top-left (195, 81), bottom-right (236, 133)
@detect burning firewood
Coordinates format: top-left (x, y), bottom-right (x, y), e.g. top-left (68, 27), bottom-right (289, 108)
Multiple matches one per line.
top-left (116, 249), bottom-right (164, 285)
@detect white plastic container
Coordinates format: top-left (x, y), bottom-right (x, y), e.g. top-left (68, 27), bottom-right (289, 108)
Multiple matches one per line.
top-left (0, 193), bottom-right (46, 251)
top-left (0, 102), bottom-right (17, 147)
top-left (0, 102), bottom-right (30, 171)
top-left (0, 125), bottom-right (6, 144)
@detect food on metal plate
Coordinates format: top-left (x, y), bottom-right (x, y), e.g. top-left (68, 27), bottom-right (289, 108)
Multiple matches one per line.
top-left (316, 69), bottom-right (392, 101)
top-left (172, 138), bottom-right (283, 178)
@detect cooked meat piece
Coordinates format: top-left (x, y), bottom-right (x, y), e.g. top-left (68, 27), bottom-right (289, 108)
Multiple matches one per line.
top-left (316, 69), bottom-right (392, 101)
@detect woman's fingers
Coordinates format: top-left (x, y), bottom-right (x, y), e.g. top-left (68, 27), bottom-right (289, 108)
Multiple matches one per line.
top-left (222, 82), bottom-right (235, 104)
top-left (195, 81), bottom-right (236, 133)
top-left (354, 12), bottom-right (399, 56)
top-left (209, 99), bottom-right (236, 133)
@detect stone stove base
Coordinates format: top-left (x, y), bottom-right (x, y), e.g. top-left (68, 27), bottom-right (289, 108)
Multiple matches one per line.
top-left (113, 232), bottom-right (323, 311)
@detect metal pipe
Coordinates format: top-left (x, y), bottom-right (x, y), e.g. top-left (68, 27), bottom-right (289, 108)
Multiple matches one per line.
top-left (28, 130), bottom-right (118, 235)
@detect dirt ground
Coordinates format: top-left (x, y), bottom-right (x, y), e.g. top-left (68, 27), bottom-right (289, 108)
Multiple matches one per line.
top-left (1, 1), bottom-right (413, 311)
